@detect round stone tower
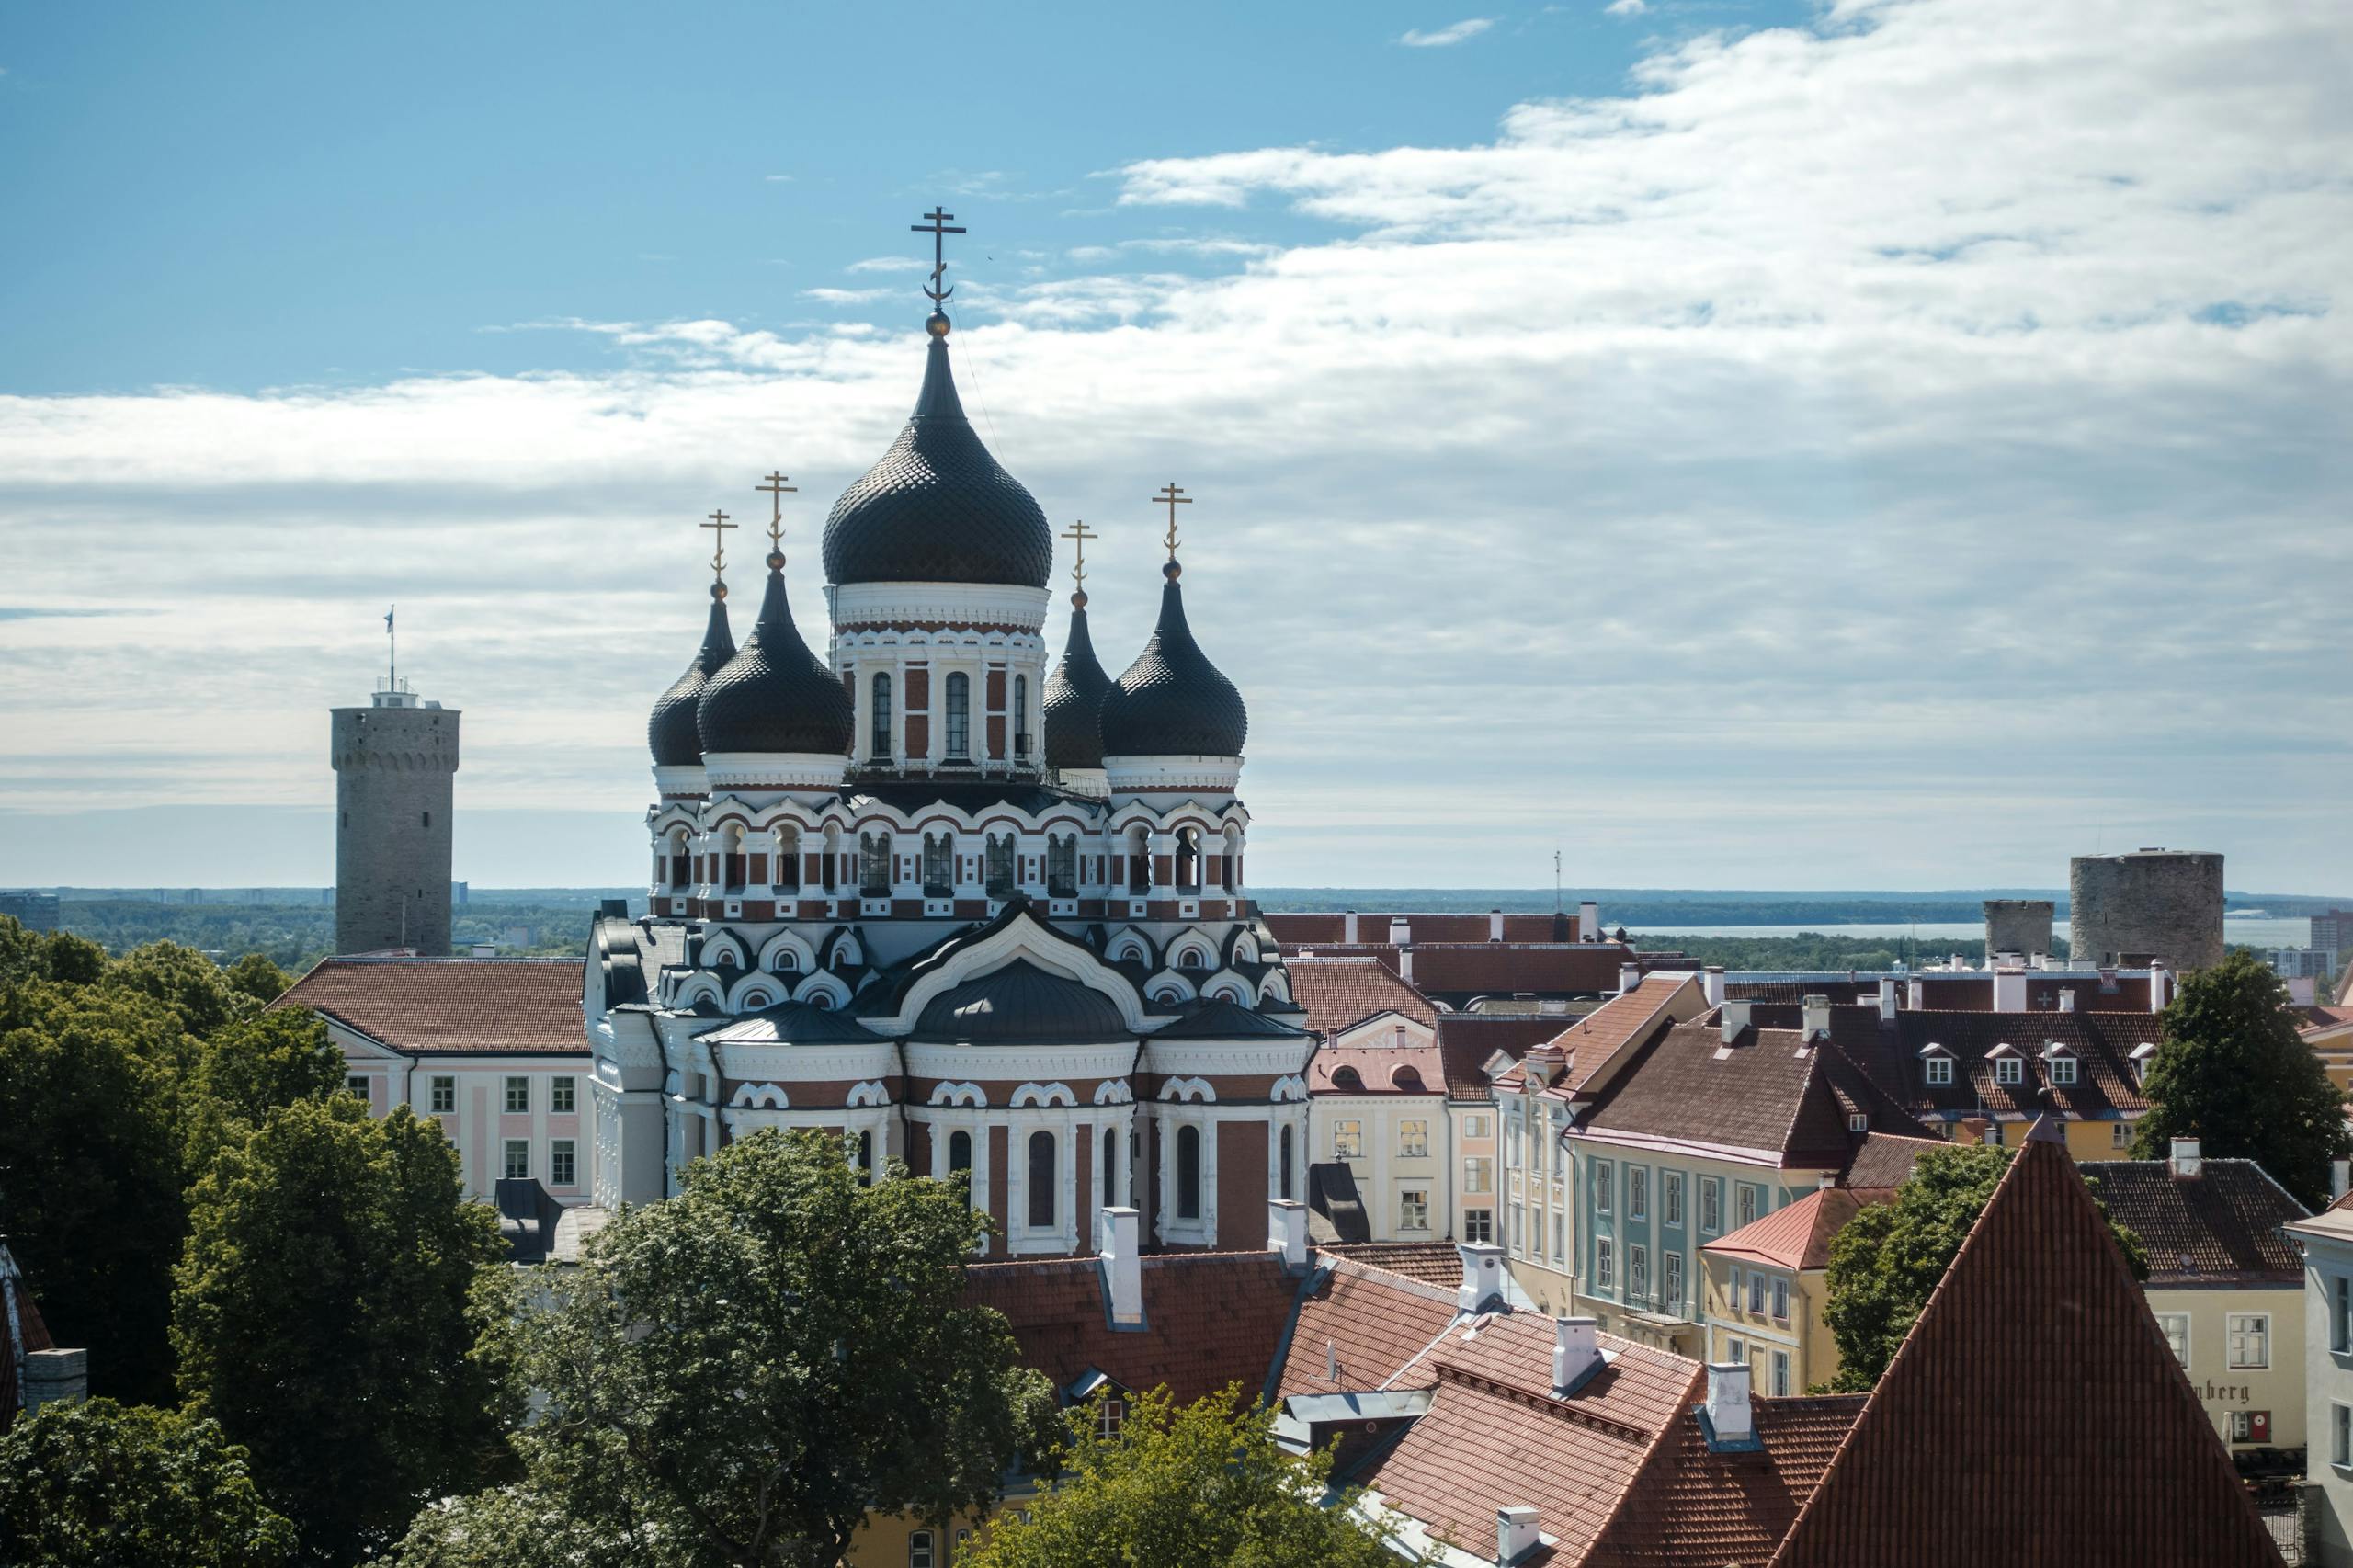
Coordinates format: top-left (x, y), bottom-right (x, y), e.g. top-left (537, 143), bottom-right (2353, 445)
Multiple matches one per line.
top-left (2068, 849), bottom-right (2224, 970)
top-left (1983, 899), bottom-right (2056, 960)
top-left (332, 681), bottom-right (460, 955)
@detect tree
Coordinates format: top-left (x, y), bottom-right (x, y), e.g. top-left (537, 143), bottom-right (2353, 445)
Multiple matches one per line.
top-left (182, 1006), bottom-right (349, 1172)
top-left (223, 951), bottom-right (293, 1006)
top-left (460, 1129), bottom-right (1055, 1568)
top-left (0, 1396), bottom-right (296, 1568)
top-left (2131, 950), bottom-right (2351, 1209)
top-left (107, 939), bottom-right (253, 1039)
top-left (173, 1096), bottom-right (513, 1564)
top-left (963, 1388), bottom-right (1411, 1568)
top-left (1823, 1144), bottom-right (2147, 1390)
top-left (0, 978), bottom-right (193, 1403)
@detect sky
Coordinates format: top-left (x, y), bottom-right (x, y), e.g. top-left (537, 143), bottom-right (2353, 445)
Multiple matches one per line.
top-left (1, 0), bottom-right (2347, 893)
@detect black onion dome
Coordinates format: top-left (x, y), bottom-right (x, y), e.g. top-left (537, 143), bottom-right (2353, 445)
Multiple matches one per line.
top-left (1101, 574), bottom-right (1248, 758)
top-left (1042, 603), bottom-right (1110, 770)
top-left (648, 594), bottom-right (735, 766)
top-left (820, 327), bottom-right (1052, 588)
top-left (695, 566), bottom-right (853, 756)
top-left (910, 960), bottom-right (1131, 1044)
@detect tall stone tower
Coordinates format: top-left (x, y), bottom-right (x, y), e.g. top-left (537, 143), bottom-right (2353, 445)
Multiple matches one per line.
top-left (332, 678), bottom-right (460, 955)
top-left (2068, 849), bottom-right (2224, 970)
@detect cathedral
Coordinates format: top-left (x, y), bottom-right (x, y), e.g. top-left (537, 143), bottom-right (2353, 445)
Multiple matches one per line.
top-left (585, 224), bottom-right (1312, 1255)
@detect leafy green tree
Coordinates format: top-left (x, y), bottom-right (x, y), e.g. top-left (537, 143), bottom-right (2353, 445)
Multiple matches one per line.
top-left (2131, 950), bottom-right (2351, 1209)
top-left (964, 1387), bottom-right (1411, 1568)
top-left (0, 1396), bottom-right (297, 1568)
top-left (0, 979), bottom-right (192, 1403)
top-left (173, 1096), bottom-right (514, 1564)
top-left (1823, 1144), bottom-right (2148, 1390)
top-left (456, 1129), bottom-right (1055, 1568)
top-left (182, 1006), bottom-right (349, 1172)
top-left (108, 939), bottom-right (253, 1038)
top-left (392, 1485), bottom-right (690, 1568)
top-left (0, 919), bottom-right (111, 988)
top-left (222, 951), bottom-right (293, 1006)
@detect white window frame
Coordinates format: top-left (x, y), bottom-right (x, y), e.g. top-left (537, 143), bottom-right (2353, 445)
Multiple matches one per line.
top-left (503, 1139), bottom-right (529, 1181)
top-left (1663, 1172), bottom-right (1684, 1227)
top-left (550, 1139), bottom-right (576, 1187)
top-left (1748, 1272), bottom-right (1767, 1313)
top-left (1594, 1160), bottom-right (1614, 1215)
top-left (1596, 1236), bottom-right (1615, 1290)
top-left (2336, 1276), bottom-right (2352, 1355)
top-left (1333, 1119), bottom-right (1362, 1160)
top-left (1847, 1112), bottom-right (1869, 1133)
top-left (429, 1075), bottom-right (455, 1113)
top-left (1463, 1207), bottom-right (1493, 1244)
top-left (1628, 1165), bottom-right (1649, 1222)
top-left (1772, 1276), bottom-right (1790, 1321)
top-left (2336, 1403), bottom-right (2352, 1471)
top-left (1399, 1189), bottom-right (1430, 1233)
top-left (550, 1075), bottom-right (576, 1113)
top-left (1399, 1119), bottom-right (1428, 1159)
top-left (2050, 1056), bottom-right (2078, 1085)
top-left (346, 1074), bottom-right (369, 1100)
top-left (1772, 1349), bottom-right (1790, 1397)
top-left (909, 1529), bottom-right (936, 1568)
top-left (1463, 1156), bottom-right (1494, 1196)
top-left (1700, 1178), bottom-right (1721, 1233)
top-left (2157, 1311), bottom-right (2190, 1369)
top-left (1665, 1250), bottom-right (1685, 1313)
top-left (1737, 1184), bottom-right (1758, 1228)
top-left (1995, 1057), bottom-right (2023, 1086)
top-left (1463, 1112), bottom-right (1491, 1140)
top-left (1630, 1244), bottom-right (1649, 1302)
top-left (2111, 1121), bottom-right (2131, 1149)
top-left (505, 1075), bottom-right (530, 1113)
top-left (1925, 1055), bottom-right (1953, 1086)
top-left (1552, 1207), bottom-right (1564, 1262)
top-left (2228, 1312), bottom-right (2270, 1370)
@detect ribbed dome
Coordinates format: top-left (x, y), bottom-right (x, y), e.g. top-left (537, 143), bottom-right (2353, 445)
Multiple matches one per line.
top-left (1101, 574), bottom-right (1248, 758)
top-left (1042, 602), bottom-right (1111, 770)
top-left (648, 594), bottom-right (735, 767)
top-left (695, 565), bottom-right (853, 756)
top-left (820, 326), bottom-right (1052, 588)
top-left (910, 960), bottom-right (1131, 1044)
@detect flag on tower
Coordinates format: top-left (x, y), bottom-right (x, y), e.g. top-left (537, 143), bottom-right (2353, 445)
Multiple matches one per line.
top-left (385, 607), bottom-right (394, 633)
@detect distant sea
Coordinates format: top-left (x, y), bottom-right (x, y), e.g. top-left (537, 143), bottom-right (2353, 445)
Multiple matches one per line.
top-left (1636, 918), bottom-right (2314, 947)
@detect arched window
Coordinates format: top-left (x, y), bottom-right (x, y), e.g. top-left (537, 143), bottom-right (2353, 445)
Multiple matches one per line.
top-left (1280, 1123), bottom-right (1295, 1201)
top-left (949, 1129), bottom-right (973, 1188)
top-left (722, 824), bottom-right (745, 892)
top-left (1176, 1125), bottom-right (1201, 1220)
top-left (775, 826), bottom-right (801, 892)
top-left (821, 826), bottom-right (840, 892)
top-left (945, 672), bottom-right (971, 759)
top-left (1128, 827), bottom-right (1151, 895)
top-left (854, 1130), bottom-right (873, 1186)
top-left (859, 831), bottom-right (892, 896)
top-left (1047, 833), bottom-right (1077, 898)
top-left (1222, 825), bottom-right (1243, 893)
top-left (871, 672), bottom-right (892, 759)
top-left (1175, 826), bottom-right (1200, 893)
top-left (1027, 1131), bottom-right (1056, 1229)
top-left (1013, 674), bottom-right (1029, 758)
top-left (666, 827), bottom-right (690, 891)
top-left (1102, 1125), bottom-right (1120, 1207)
top-left (984, 833), bottom-right (1015, 898)
top-left (923, 832), bottom-right (954, 896)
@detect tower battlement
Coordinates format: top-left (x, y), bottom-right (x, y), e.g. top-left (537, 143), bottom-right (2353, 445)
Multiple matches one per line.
top-left (332, 690), bottom-right (460, 956)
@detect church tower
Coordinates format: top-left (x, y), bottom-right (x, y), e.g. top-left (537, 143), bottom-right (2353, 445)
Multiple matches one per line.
top-left (331, 618), bottom-right (459, 954)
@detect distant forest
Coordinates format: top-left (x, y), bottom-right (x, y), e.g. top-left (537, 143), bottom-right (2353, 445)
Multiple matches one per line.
top-left (47, 899), bottom-right (614, 972)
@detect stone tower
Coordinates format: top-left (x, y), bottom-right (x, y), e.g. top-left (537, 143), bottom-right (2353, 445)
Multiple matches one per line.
top-left (1983, 898), bottom-right (2055, 959)
top-left (332, 680), bottom-right (460, 955)
top-left (2068, 849), bottom-right (2224, 970)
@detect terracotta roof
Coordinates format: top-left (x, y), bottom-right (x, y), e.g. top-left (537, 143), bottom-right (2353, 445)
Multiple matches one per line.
top-left (1436, 1014), bottom-right (1568, 1098)
top-left (1701, 1187), bottom-right (1888, 1273)
top-left (1586, 1395), bottom-right (1865, 1568)
top-left (1278, 1256), bottom-right (1462, 1400)
top-left (2302, 1004), bottom-right (2353, 1038)
top-left (1319, 1242), bottom-right (1471, 1289)
top-left (1410, 944), bottom-right (1633, 1000)
top-left (1284, 957), bottom-right (1438, 1036)
top-left (1264, 912), bottom-right (1577, 946)
top-left (1824, 1006), bottom-right (2158, 1126)
top-left (0, 1241), bottom-right (56, 1426)
top-left (1578, 1022), bottom-right (1926, 1167)
top-left (1730, 981), bottom-right (1869, 1004)
top-left (1355, 1313), bottom-right (1699, 1566)
top-left (961, 1251), bottom-right (1300, 1406)
top-left (1839, 1131), bottom-right (1943, 1189)
top-left (1547, 975), bottom-right (1702, 1095)
top-left (1769, 1133), bottom-right (2285, 1568)
top-left (273, 957), bottom-right (586, 1055)
top-left (2076, 1159), bottom-right (2308, 1284)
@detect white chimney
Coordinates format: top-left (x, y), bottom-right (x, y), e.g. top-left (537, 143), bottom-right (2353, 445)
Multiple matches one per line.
top-left (1702, 966), bottom-right (1726, 1006)
top-left (2334, 1160), bottom-right (2349, 1203)
top-left (1490, 908), bottom-right (1505, 942)
top-left (1619, 963), bottom-right (1642, 997)
top-left (1457, 1242), bottom-right (1509, 1312)
top-left (1552, 1316), bottom-right (1600, 1395)
top-left (2058, 987), bottom-right (2076, 1013)
top-left (2171, 1138), bottom-right (2202, 1180)
top-left (1343, 910), bottom-right (1358, 944)
top-left (1497, 1506), bottom-right (1541, 1565)
top-left (1878, 976), bottom-right (1898, 1023)
top-left (1267, 1198), bottom-right (1308, 1272)
top-left (1399, 948), bottom-right (1415, 984)
top-left (1720, 1000), bottom-right (1753, 1044)
top-left (1992, 968), bottom-right (2027, 1013)
top-left (1099, 1207), bottom-right (1144, 1326)
top-left (1580, 900), bottom-right (1600, 943)
top-left (1907, 978), bottom-right (1926, 1009)
top-left (1802, 994), bottom-right (1832, 1042)
top-left (2149, 960), bottom-right (2170, 1012)
top-left (1389, 917), bottom-right (1413, 946)
top-left (21, 1347), bottom-right (87, 1417)
top-left (1705, 1361), bottom-right (1753, 1445)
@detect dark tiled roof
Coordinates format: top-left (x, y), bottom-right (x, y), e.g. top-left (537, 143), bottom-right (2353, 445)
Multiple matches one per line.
top-left (275, 958), bottom-right (585, 1055)
top-left (821, 330), bottom-right (1052, 588)
top-left (1041, 603), bottom-right (1110, 770)
top-left (2077, 1159), bottom-right (2308, 1283)
top-left (648, 594), bottom-right (734, 767)
top-left (909, 959), bottom-right (1131, 1045)
top-left (1435, 1015), bottom-right (1567, 1098)
top-left (1730, 981), bottom-right (1869, 1004)
top-left (1839, 1131), bottom-right (1943, 1189)
top-left (1147, 997), bottom-right (1309, 1040)
top-left (1412, 943), bottom-right (1631, 1000)
top-left (1824, 1007), bottom-right (2160, 1126)
top-left (1263, 912), bottom-right (1577, 945)
top-left (695, 566), bottom-right (853, 757)
top-left (1772, 1134), bottom-right (2285, 1568)
top-left (1099, 575), bottom-right (1248, 759)
top-left (1579, 1022), bottom-right (1925, 1166)
top-left (1586, 1395), bottom-right (1865, 1568)
top-left (1285, 958), bottom-right (1439, 1036)
top-left (694, 1000), bottom-right (887, 1045)
top-left (961, 1251), bottom-right (1299, 1406)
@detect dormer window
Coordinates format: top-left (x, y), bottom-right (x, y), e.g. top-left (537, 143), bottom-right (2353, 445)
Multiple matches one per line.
top-left (2130, 1042), bottom-right (2158, 1085)
top-left (1995, 1056), bottom-right (2023, 1085)
top-left (2050, 1056), bottom-right (2078, 1085)
top-left (1849, 1112), bottom-right (1869, 1133)
top-left (1920, 1042), bottom-right (1954, 1086)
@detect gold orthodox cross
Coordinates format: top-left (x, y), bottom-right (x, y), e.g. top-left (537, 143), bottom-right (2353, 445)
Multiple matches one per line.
top-left (756, 472), bottom-right (796, 551)
top-left (701, 508), bottom-right (735, 579)
top-left (1152, 482), bottom-right (1191, 561)
top-left (912, 206), bottom-right (966, 303)
top-left (1060, 519), bottom-right (1097, 590)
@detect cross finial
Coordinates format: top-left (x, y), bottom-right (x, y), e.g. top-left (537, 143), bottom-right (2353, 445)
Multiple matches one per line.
top-left (1059, 519), bottom-right (1097, 607)
top-left (701, 508), bottom-right (736, 594)
top-left (755, 472), bottom-right (796, 561)
top-left (1152, 483), bottom-right (1191, 563)
top-left (911, 206), bottom-right (967, 305)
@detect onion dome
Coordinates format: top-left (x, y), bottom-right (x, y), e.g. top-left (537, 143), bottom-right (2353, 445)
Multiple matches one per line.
top-left (696, 560), bottom-right (853, 756)
top-left (648, 591), bottom-right (735, 766)
top-left (1042, 598), bottom-right (1110, 770)
top-left (910, 959), bottom-right (1131, 1044)
top-left (820, 314), bottom-right (1052, 588)
top-left (1101, 566), bottom-right (1248, 758)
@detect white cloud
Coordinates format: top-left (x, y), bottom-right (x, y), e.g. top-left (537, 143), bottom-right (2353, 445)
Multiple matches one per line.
top-left (762, 173), bottom-right (793, 183)
top-left (1604, 0), bottom-right (1644, 15)
top-left (2, 0), bottom-right (2347, 891)
top-left (800, 287), bottom-right (895, 305)
top-left (846, 256), bottom-right (928, 273)
top-left (1400, 17), bottom-right (1495, 47)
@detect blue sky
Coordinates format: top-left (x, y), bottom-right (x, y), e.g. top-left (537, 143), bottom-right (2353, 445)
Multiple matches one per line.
top-left (2, 0), bottom-right (2347, 892)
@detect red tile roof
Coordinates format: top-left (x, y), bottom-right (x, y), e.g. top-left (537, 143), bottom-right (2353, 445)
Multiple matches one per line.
top-left (1410, 944), bottom-right (1633, 999)
top-left (1701, 1188), bottom-right (1888, 1273)
top-left (1278, 1256), bottom-right (1462, 1400)
top-left (2302, 1005), bottom-right (2353, 1038)
top-left (1546, 975), bottom-right (1702, 1095)
top-left (961, 1251), bottom-right (1301, 1406)
top-left (1838, 1131), bottom-right (1943, 1189)
top-left (1586, 1394), bottom-right (1865, 1568)
top-left (1284, 958), bottom-right (1439, 1036)
top-left (1355, 1313), bottom-right (1699, 1566)
top-left (273, 956), bottom-right (585, 1055)
top-left (1265, 912), bottom-right (1577, 945)
top-left (1319, 1242), bottom-right (1471, 1289)
top-left (1579, 1022), bottom-right (1927, 1168)
top-left (1770, 1131), bottom-right (2284, 1567)
top-left (1436, 1014), bottom-right (1571, 1098)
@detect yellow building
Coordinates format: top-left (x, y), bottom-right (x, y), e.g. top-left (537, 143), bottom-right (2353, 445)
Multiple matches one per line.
top-left (1699, 1186), bottom-right (1888, 1396)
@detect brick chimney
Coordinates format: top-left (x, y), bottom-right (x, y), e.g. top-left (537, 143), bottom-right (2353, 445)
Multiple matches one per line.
top-left (21, 1347), bottom-right (87, 1417)
top-left (1267, 1199), bottom-right (1308, 1272)
top-left (1957, 1116), bottom-right (1991, 1147)
top-left (1457, 1242), bottom-right (1509, 1313)
top-left (1099, 1207), bottom-right (1144, 1327)
top-left (1552, 1316), bottom-right (1601, 1396)
top-left (2171, 1138), bottom-right (2202, 1180)
top-left (1497, 1506), bottom-right (1541, 1564)
top-left (1703, 1361), bottom-right (1754, 1448)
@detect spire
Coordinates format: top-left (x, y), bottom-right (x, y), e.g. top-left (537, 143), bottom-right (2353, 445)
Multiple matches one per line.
top-left (1101, 491), bottom-right (1248, 761)
top-left (696, 478), bottom-right (852, 759)
top-left (647, 577), bottom-right (737, 769)
top-left (1044, 526), bottom-right (1112, 773)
